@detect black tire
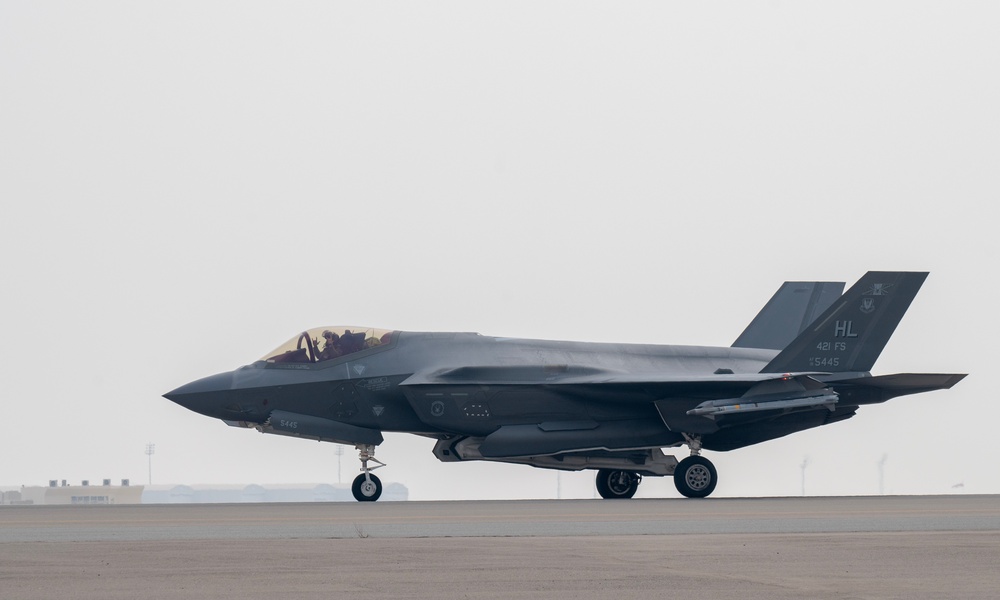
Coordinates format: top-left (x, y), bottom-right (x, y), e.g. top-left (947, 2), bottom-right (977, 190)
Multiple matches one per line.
top-left (352, 473), bottom-right (382, 502)
top-left (595, 469), bottom-right (641, 499)
top-left (674, 455), bottom-right (717, 498)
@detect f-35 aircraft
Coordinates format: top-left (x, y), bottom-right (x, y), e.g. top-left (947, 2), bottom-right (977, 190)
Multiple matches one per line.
top-left (165, 271), bottom-right (964, 501)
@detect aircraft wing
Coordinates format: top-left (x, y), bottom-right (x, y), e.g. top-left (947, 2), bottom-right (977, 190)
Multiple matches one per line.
top-left (400, 366), bottom-right (826, 387)
top-left (399, 366), bottom-right (964, 415)
top-left (400, 367), bottom-right (964, 456)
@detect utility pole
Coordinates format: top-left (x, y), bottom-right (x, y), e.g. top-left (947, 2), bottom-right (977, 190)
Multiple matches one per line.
top-left (145, 443), bottom-right (155, 485)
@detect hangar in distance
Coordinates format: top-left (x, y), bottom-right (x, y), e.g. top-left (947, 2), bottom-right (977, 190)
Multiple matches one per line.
top-left (165, 271), bottom-right (964, 501)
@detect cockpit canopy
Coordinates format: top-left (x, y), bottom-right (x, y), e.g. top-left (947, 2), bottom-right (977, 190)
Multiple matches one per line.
top-left (261, 326), bottom-right (395, 364)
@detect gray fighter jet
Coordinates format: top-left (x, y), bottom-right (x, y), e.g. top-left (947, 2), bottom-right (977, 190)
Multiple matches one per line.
top-left (165, 271), bottom-right (964, 501)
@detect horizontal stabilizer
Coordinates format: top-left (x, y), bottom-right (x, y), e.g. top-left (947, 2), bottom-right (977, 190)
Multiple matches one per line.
top-left (830, 372), bottom-right (966, 401)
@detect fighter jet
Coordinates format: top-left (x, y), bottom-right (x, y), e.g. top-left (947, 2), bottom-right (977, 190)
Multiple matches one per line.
top-left (165, 271), bottom-right (964, 501)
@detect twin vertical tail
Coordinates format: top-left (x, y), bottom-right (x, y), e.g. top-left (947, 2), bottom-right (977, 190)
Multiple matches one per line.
top-left (762, 271), bottom-right (928, 374)
top-left (733, 281), bottom-right (845, 351)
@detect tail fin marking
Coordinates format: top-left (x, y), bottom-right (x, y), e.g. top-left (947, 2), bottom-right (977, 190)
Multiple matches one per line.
top-left (761, 271), bottom-right (928, 373)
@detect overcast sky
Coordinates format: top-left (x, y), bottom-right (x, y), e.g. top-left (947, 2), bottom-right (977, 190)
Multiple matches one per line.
top-left (2, 2), bottom-right (996, 500)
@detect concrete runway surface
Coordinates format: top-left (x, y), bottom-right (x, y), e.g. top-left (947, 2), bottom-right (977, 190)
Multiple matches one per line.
top-left (2, 495), bottom-right (998, 599)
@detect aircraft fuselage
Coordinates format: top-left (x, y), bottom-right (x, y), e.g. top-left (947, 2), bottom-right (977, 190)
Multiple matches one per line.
top-left (167, 332), bottom-right (779, 446)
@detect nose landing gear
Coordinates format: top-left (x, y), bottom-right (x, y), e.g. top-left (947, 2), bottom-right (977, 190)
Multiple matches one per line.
top-left (351, 444), bottom-right (385, 502)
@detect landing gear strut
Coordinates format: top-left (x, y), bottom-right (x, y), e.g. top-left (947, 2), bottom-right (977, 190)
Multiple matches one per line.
top-left (595, 469), bottom-right (642, 499)
top-left (351, 444), bottom-right (385, 502)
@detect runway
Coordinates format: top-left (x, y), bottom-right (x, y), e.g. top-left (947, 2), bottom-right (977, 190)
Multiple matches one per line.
top-left (1, 494), bottom-right (997, 542)
top-left (3, 496), bottom-right (999, 599)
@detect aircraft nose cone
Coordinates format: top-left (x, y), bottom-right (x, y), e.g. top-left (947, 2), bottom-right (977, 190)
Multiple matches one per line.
top-left (164, 371), bottom-right (235, 417)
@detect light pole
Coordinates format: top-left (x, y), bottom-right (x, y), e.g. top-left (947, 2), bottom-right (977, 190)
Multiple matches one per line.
top-left (145, 443), bottom-right (155, 485)
top-left (335, 445), bottom-right (344, 483)
top-left (800, 456), bottom-right (810, 496)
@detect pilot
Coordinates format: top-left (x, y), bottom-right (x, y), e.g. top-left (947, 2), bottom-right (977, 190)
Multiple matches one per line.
top-left (319, 330), bottom-right (342, 360)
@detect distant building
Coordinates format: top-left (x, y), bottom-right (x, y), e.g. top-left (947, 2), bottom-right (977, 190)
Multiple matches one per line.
top-left (15, 482), bottom-right (143, 505)
top-left (140, 482), bottom-right (408, 503)
top-left (0, 489), bottom-right (24, 505)
top-left (4, 482), bottom-right (408, 505)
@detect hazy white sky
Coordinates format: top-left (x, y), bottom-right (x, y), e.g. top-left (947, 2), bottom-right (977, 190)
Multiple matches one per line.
top-left (2, 2), bottom-right (997, 500)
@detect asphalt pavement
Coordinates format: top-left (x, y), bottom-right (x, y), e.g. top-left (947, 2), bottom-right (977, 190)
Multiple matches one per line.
top-left (2, 495), bottom-right (998, 599)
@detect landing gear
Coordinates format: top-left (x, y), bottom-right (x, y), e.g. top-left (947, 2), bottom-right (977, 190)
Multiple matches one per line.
top-left (351, 444), bottom-right (385, 502)
top-left (595, 469), bottom-right (641, 499)
top-left (674, 455), bottom-right (717, 498)
top-left (671, 433), bottom-right (717, 498)
top-left (352, 473), bottom-right (382, 502)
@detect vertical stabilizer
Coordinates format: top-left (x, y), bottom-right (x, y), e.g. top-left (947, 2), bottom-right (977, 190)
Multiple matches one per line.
top-left (733, 282), bottom-right (844, 350)
top-left (761, 272), bottom-right (928, 373)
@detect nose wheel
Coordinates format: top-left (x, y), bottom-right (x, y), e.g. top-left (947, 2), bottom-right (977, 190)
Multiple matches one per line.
top-left (352, 473), bottom-right (382, 502)
top-left (351, 444), bottom-right (385, 502)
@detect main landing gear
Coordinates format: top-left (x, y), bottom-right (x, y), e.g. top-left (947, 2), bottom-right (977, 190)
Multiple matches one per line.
top-left (674, 434), bottom-right (717, 498)
top-left (673, 455), bottom-right (717, 498)
top-left (595, 469), bottom-right (642, 499)
top-left (351, 444), bottom-right (385, 502)
top-left (593, 435), bottom-right (718, 499)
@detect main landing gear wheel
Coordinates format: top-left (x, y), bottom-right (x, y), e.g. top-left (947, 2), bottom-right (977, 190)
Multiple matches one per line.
top-left (595, 469), bottom-right (641, 499)
top-left (674, 455), bottom-right (717, 498)
top-left (352, 473), bottom-right (382, 502)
